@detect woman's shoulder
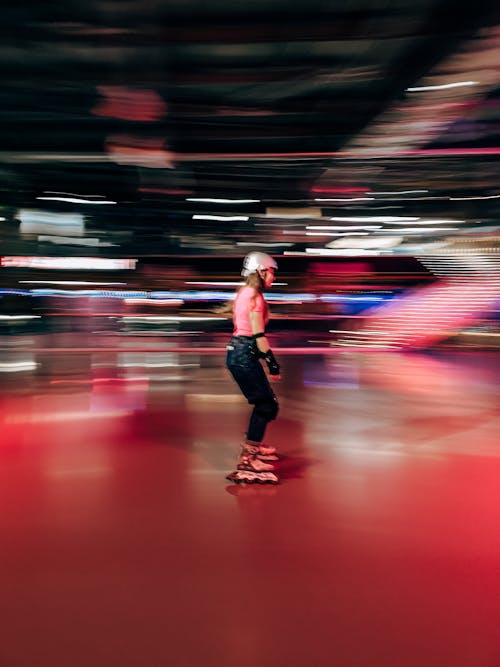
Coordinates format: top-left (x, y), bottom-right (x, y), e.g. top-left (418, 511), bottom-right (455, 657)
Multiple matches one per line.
top-left (238, 285), bottom-right (258, 299)
top-left (236, 286), bottom-right (265, 311)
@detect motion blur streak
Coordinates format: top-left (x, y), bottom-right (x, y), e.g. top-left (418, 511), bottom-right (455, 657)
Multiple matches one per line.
top-left (0, 2), bottom-right (499, 666)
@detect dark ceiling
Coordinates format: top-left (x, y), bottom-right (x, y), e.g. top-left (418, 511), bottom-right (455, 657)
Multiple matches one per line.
top-left (0, 0), bottom-right (499, 254)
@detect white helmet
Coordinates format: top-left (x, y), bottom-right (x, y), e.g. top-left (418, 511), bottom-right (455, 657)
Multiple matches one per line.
top-left (241, 251), bottom-right (278, 277)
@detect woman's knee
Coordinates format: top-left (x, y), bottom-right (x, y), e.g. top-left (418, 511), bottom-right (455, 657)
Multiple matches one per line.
top-left (255, 397), bottom-right (279, 422)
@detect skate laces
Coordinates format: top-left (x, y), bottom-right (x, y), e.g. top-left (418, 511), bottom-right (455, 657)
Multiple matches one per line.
top-left (259, 443), bottom-right (276, 454)
top-left (241, 442), bottom-right (260, 455)
top-left (239, 444), bottom-right (274, 471)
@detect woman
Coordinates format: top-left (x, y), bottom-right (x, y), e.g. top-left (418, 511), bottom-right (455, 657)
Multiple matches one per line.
top-left (226, 252), bottom-right (281, 484)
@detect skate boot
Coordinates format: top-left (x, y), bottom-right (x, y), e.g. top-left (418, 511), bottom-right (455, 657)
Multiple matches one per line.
top-left (256, 443), bottom-right (279, 462)
top-left (226, 442), bottom-right (279, 484)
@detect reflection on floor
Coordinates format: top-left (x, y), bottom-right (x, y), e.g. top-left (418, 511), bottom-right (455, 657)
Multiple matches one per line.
top-left (0, 349), bottom-right (499, 667)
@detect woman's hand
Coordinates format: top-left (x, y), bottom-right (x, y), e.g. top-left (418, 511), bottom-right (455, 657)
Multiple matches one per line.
top-left (262, 349), bottom-right (280, 377)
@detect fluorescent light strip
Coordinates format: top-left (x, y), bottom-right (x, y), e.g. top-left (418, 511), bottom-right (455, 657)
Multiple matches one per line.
top-left (449, 194), bottom-right (500, 201)
top-left (330, 216), bottom-right (419, 222)
top-left (193, 215), bottom-right (249, 221)
top-left (187, 198), bottom-right (260, 203)
top-left (306, 232), bottom-right (369, 236)
top-left (306, 225), bottom-right (382, 230)
top-left (407, 81), bottom-right (478, 92)
top-left (18, 210), bottom-right (83, 226)
top-left (314, 197), bottom-right (374, 202)
top-left (1, 257), bottom-right (136, 270)
top-left (37, 197), bottom-right (116, 204)
top-left (0, 362), bottom-right (38, 372)
top-left (236, 242), bottom-right (294, 247)
top-left (20, 281), bottom-right (126, 286)
top-left (388, 196), bottom-right (447, 201)
top-left (371, 190), bottom-right (428, 195)
top-left (377, 227), bottom-right (456, 232)
top-left (29, 289), bottom-right (147, 297)
top-left (304, 248), bottom-right (376, 255)
top-left (383, 219), bottom-right (464, 225)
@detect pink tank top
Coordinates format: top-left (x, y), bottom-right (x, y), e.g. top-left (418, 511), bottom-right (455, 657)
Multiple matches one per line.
top-left (233, 286), bottom-right (268, 336)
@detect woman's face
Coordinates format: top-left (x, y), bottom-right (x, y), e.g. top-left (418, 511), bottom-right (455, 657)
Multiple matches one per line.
top-left (260, 267), bottom-right (276, 288)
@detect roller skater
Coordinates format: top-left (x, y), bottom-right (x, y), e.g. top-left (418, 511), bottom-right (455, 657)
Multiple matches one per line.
top-left (225, 252), bottom-right (281, 484)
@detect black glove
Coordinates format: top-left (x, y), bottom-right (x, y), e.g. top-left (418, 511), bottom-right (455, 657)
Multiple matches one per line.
top-left (262, 349), bottom-right (280, 376)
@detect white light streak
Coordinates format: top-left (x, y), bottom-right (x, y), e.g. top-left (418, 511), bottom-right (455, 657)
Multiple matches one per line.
top-left (236, 242), bottom-right (293, 247)
top-left (371, 190), bottom-right (428, 195)
top-left (193, 215), bottom-right (249, 221)
top-left (306, 225), bottom-right (382, 230)
top-left (304, 248), bottom-right (377, 256)
top-left (306, 232), bottom-right (370, 236)
top-left (377, 227), bottom-right (457, 232)
top-left (187, 198), bottom-right (260, 203)
top-left (383, 219), bottom-right (465, 225)
top-left (314, 197), bottom-right (374, 202)
top-left (406, 81), bottom-right (478, 92)
top-left (37, 196), bottom-right (116, 204)
top-left (449, 194), bottom-right (500, 201)
top-left (20, 281), bottom-right (127, 286)
top-left (330, 216), bottom-right (419, 222)
top-left (18, 209), bottom-right (83, 226)
top-left (0, 315), bottom-right (41, 321)
top-left (1, 256), bottom-right (136, 270)
top-left (124, 298), bottom-right (183, 305)
top-left (0, 361), bottom-right (38, 372)
top-left (388, 197), bottom-right (447, 202)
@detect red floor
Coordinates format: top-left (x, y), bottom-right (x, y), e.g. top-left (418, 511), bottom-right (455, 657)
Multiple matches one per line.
top-left (0, 348), bottom-right (499, 666)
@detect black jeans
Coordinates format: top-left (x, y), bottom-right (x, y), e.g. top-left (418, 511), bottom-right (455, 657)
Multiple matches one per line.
top-left (226, 336), bottom-right (279, 442)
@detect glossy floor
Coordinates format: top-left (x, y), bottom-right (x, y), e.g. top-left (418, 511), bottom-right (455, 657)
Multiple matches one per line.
top-left (0, 348), bottom-right (499, 667)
